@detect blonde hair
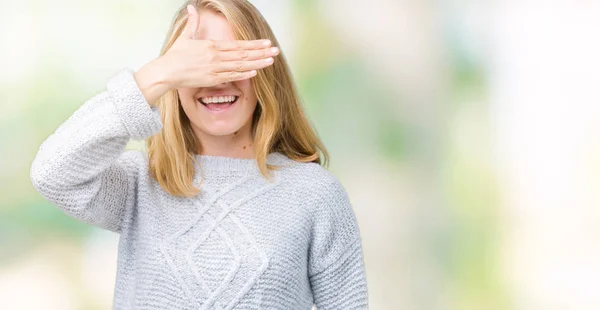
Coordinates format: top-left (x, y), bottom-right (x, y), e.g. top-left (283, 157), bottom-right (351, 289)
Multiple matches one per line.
top-left (147, 0), bottom-right (329, 197)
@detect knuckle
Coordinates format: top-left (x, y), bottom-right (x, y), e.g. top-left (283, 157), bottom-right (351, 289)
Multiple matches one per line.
top-left (236, 61), bottom-right (245, 71)
top-left (229, 71), bottom-right (238, 81)
top-left (208, 51), bottom-right (218, 62)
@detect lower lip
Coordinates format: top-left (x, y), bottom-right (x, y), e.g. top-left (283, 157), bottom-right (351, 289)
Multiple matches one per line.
top-left (199, 98), bottom-right (238, 114)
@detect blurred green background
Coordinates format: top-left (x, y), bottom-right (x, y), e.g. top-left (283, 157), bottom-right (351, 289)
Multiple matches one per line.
top-left (2, 0), bottom-right (600, 309)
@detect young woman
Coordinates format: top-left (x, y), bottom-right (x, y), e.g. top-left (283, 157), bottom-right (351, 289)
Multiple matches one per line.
top-left (30, 0), bottom-right (369, 309)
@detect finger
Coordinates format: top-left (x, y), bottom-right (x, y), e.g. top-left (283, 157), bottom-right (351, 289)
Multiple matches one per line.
top-left (213, 39), bottom-right (272, 51)
top-left (182, 5), bottom-right (199, 40)
top-left (218, 47), bottom-right (279, 61)
top-left (214, 57), bottom-right (275, 73)
top-left (214, 70), bottom-right (258, 84)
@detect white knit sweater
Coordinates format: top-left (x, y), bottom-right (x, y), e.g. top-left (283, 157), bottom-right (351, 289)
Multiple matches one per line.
top-left (30, 68), bottom-right (369, 309)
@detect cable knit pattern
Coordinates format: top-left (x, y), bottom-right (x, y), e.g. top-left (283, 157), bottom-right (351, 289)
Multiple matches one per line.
top-left (29, 68), bottom-right (369, 309)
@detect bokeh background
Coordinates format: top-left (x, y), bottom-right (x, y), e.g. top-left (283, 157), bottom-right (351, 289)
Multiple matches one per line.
top-left (2, 0), bottom-right (600, 309)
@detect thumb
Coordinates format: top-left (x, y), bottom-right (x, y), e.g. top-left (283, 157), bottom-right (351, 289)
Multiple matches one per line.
top-left (182, 4), bottom-right (199, 40)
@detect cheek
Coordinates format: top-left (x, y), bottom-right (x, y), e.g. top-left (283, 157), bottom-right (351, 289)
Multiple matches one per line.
top-left (177, 88), bottom-right (198, 108)
top-left (177, 88), bottom-right (195, 98)
top-left (235, 79), bottom-right (256, 101)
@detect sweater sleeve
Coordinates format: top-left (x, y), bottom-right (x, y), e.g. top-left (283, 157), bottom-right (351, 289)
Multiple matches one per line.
top-left (308, 177), bottom-right (369, 309)
top-left (29, 68), bottom-right (163, 233)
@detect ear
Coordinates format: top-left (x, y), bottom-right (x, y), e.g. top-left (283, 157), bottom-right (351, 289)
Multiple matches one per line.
top-left (181, 4), bottom-right (200, 40)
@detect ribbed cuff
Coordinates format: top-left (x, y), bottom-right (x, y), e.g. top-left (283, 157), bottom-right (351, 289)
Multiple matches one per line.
top-left (106, 68), bottom-right (163, 140)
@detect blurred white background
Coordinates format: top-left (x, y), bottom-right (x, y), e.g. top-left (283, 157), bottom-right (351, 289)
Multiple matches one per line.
top-left (1, 0), bottom-right (599, 309)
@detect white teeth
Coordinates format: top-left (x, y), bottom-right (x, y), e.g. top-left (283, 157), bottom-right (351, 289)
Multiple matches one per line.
top-left (201, 95), bottom-right (237, 104)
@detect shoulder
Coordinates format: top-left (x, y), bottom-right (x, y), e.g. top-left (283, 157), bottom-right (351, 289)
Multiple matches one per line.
top-left (274, 154), bottom-right (344, 195)
top-left (118, 149), bottom-right (148, 164)
top-left (274, 154), bottom-right (352, 212)
top-left (116, 149), bottom-right (150, 176)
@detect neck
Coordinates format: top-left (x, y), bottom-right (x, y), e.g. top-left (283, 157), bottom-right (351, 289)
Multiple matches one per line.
top-left (192, 123), bottom-right (255, 159)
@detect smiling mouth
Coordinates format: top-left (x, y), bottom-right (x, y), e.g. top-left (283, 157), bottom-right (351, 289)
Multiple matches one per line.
top-left (199, 96), bottom-right (239, 105)
top-left (198, 96), bottom-right (240, 112)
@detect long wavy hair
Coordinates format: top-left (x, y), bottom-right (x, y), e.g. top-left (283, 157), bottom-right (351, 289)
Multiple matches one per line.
top-left (146, 0), bottom-right (329, 197)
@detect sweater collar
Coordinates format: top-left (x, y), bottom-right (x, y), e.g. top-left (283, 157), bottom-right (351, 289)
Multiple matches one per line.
top-left (193, 151), bottom-right (290, 176)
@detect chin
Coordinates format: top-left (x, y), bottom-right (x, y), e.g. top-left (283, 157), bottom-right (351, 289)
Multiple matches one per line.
top-left (201, 125), bottom-right (242, 137)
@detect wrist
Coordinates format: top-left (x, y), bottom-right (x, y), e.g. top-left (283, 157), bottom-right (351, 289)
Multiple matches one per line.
top-left (134, 58), bottom-right (171, 106)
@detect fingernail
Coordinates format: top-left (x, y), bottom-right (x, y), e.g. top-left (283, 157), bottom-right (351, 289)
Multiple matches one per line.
top-left (250, 70), bottom-right (257, 76)
top-left (265, 57), bottom-right (274, 64)
top-left (263, 40), bottom-right (271, 46)
top-left (271, 47), bottom-right (279, 54)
